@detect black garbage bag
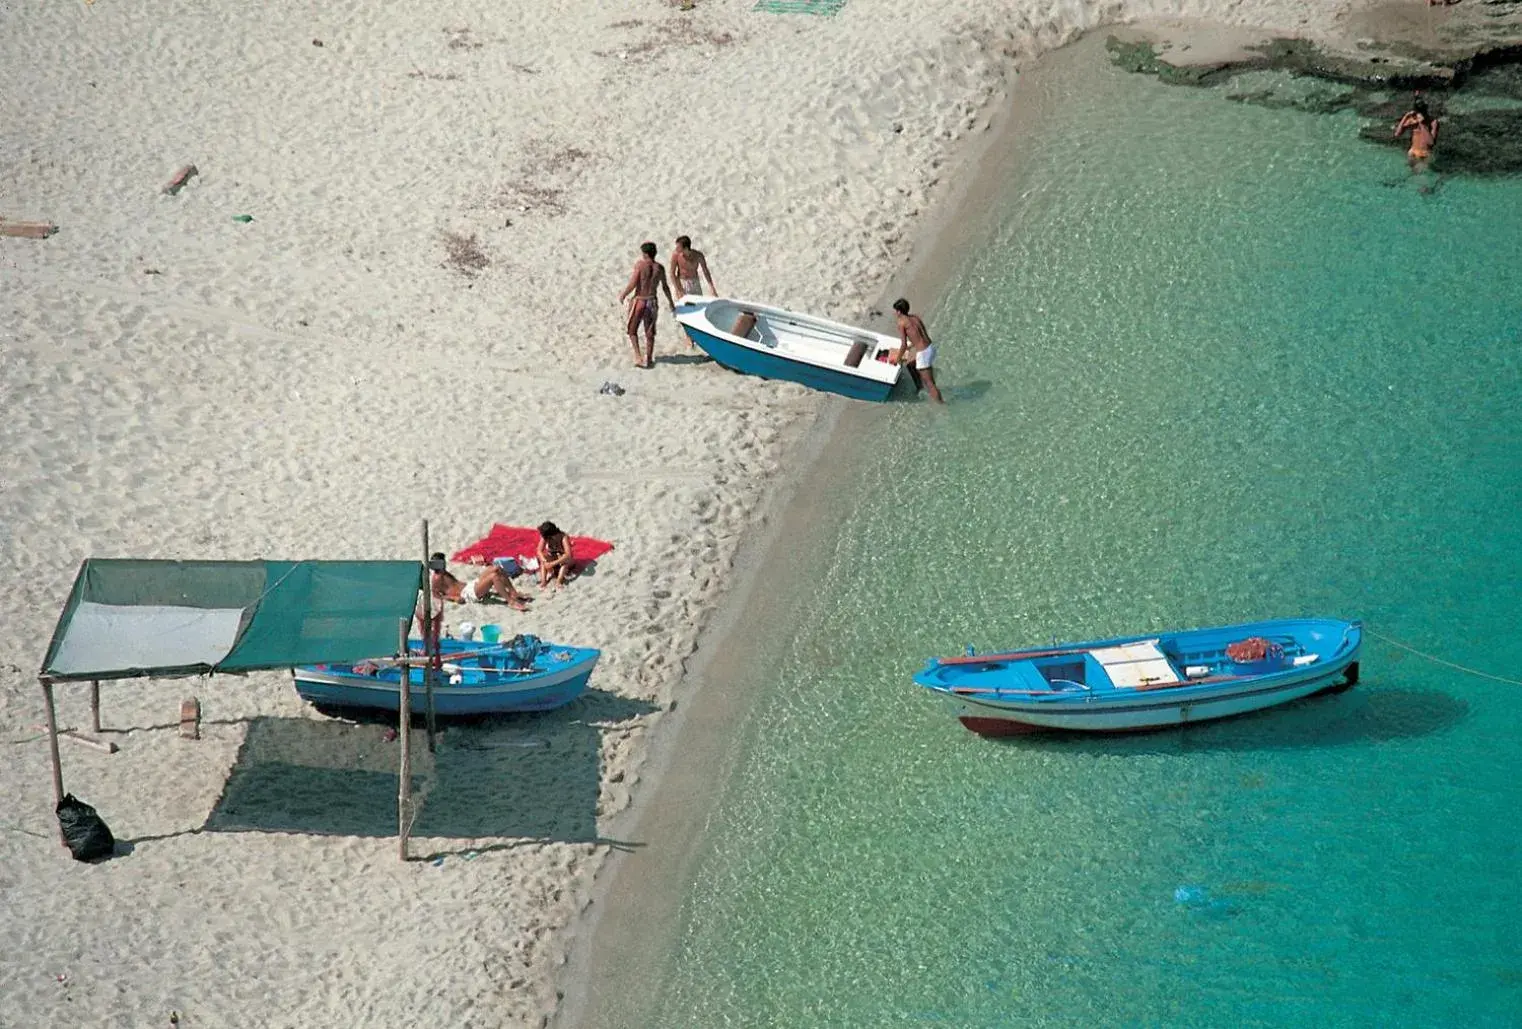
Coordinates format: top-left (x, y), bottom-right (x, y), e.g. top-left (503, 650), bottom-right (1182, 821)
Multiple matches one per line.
top-left (56, 794), bottom-right (115, 862)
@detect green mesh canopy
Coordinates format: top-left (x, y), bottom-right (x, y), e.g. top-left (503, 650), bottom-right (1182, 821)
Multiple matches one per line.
top-left (40, 559), bottom-right (425, 681)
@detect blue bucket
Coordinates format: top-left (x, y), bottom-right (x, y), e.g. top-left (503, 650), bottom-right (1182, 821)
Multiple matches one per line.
top-left (479, 624), bottom-right (501, 644)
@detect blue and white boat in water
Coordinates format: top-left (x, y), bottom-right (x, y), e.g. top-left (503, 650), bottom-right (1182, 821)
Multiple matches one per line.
top-left (914, 618), bottom-right (1362, 736)
top-left (674, 295), bottom-right (903, 402)
top-left (293, 635), bottom-right (600, 716)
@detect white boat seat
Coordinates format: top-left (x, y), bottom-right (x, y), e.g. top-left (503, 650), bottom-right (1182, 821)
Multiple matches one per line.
top-left (1091, 640), bottom-right (1181, 689)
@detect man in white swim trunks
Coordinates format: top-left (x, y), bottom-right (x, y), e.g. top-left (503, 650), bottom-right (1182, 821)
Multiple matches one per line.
top-left (428, 552), bottom-right (529, 611)
top-left (669, 235), bottom-right (717, 300)
top-left (893, 298), bottom-right (943, 404)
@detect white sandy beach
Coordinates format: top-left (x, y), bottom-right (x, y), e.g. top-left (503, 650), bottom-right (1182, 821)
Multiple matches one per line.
top-left (1, 0), bottom-right (1506, 1025)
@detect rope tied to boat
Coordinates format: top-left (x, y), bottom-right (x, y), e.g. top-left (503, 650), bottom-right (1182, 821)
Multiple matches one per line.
top-left (1366, 629), bottom-right (1522, 687)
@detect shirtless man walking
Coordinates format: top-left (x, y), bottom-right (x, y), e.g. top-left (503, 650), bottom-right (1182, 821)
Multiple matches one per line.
top-left (618, 241), bottom-right (676, 369)
top-left (1394, 98), bottom-right (1439, 173)
top-left (893, 298), bottom-right (944, 404)
top-left (669, 235), bottom-right (717, 298)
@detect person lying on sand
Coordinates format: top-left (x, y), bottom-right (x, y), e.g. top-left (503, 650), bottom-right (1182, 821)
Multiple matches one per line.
top-left (1394, 99), bottom-right (1438, 173)
top-left (429, 552), bottom-right (530, 610)
top-left (536, 521), bottom-right (575, 588)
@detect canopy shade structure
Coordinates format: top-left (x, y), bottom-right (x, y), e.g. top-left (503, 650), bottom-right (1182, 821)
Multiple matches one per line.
top-left (41, 559), bottom-right (426, 682)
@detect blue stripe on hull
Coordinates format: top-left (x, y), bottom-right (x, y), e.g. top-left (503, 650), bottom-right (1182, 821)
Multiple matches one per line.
top-left (953, 655), bottom-right (1355, 722)
top-left (680, 324), bottom-right (895, 402)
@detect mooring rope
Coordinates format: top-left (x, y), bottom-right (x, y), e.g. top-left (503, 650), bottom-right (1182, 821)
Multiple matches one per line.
top-left (1366, 629), bottom-right (1522, 687)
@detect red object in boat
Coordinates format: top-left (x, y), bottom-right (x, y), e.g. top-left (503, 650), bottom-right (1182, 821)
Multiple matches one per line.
top-left (1227, 637), bottom-right (1280, 663)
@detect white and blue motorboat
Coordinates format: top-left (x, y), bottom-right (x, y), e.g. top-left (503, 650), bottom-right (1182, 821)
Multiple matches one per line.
top-left (293, 635), bottom-right (600, 716)
top-left (914, 618), bottom-right (1362, 736)
top-left (674, 295), bottom-right (903, 402)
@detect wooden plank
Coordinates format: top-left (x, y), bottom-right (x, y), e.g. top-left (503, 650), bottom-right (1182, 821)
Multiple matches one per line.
top-left (61, 730), bottom-right (119, 754)
top-left (0, 220), bottom-right (58, 239)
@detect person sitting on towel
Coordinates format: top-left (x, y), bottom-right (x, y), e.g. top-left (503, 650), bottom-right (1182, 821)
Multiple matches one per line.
top-left (536, 521), bottom-right (575, 588)
top-left (429, 552), bottom-right (530, 611)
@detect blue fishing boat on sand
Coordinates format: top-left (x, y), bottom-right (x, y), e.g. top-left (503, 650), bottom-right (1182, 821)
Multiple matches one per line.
top-left (674, 295), bottom-right (902, 402)
top-left (915, 618), bottom-right (1362, 736)
top-left (293, 635), bottom-right (600, 716)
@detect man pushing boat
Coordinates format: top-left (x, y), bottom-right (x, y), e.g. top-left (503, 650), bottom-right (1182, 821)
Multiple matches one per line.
top-left (893, 298), bottom-right (944, 404)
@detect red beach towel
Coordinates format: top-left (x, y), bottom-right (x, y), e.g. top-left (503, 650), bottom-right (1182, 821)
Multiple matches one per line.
top-left (451, 524), bottom-right (615, 568)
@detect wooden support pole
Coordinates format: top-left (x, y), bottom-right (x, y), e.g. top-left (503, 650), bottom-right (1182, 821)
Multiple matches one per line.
top-left (422, 519), bottom-right (437, 753)
top-left (397, 618), bottom-right (412, 862)
top-left (89, 680), bottom-right (101, 733)
top-left (41, 681), bottom-right (64, 837)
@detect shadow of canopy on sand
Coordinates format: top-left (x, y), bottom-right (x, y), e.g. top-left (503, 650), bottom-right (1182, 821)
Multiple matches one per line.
top-left (206, 689), bottom-right (658, 843)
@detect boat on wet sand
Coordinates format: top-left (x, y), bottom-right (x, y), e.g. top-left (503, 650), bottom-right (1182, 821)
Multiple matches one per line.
top-left (673, 295), bottom-right (903, 401)
top-left (294, 635), bottom-right (600, 716)
top-left (914, 618), bottom-right (1362, 736)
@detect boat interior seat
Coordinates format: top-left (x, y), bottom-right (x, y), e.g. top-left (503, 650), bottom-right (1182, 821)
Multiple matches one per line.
top-left (1091, 641), bottom-right (1181, 689)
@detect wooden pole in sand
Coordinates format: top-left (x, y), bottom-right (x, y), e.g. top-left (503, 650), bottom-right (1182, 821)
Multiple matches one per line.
top-left (397, 618), bottom-right (412, 862)
top-left (89, 680), bottom-right (101, 733)
top-left (41, 680), bottom-right (65, 834)
top-left (421, 520), bottom-right (437, 753)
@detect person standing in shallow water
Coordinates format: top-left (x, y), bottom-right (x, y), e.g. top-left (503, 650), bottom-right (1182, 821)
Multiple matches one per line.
top-left (618, 241), bottom-right (676, 368)
top-left (1394, 98), bottom-right (1439, 173)
top-left (893, 298), bottom-right (944, 404)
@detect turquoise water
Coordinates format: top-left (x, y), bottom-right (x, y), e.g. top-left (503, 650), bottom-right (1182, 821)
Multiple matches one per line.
top-left (644, 43), bottom-right (1522, 1028)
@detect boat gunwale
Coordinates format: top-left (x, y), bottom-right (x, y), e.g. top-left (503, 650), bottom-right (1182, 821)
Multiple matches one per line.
top-left (293, 648), bottom-right (601, 696)
top-left (943, 652), bottom-right (1360, 715)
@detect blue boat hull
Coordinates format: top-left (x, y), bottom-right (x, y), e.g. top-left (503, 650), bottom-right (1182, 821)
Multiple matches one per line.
top-left (915, 618), bottom-right (1362, 735)
top-left (678, 322), bottom-right (896, 402)
top-left (293, 638), bottom-right (600, 716)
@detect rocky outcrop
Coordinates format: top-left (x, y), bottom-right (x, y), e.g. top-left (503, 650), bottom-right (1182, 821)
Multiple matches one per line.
top-left (1107, 34), bottom-right (1522, 176)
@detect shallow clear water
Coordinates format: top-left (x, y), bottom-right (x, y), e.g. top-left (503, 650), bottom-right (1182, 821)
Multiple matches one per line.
top-left (645, 41), bottom-right (1522, 1028)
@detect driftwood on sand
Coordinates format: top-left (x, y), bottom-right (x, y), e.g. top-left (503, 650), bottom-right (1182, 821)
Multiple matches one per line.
top-left (162, 164), bottom-right (199, 195)
top-left (0, 219), bottom-right (58, 239)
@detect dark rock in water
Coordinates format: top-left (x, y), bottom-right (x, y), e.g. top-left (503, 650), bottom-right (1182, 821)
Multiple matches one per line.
top-left (1108, 25), bottom-right (1522, 178)
top-left (1438, 109), bottom-right (1522, 175)
top-left (1226, 86), bottom-right (1361, 116)
top-left (1104, 37), bottom-right (1240, 87)
top-left (1357, 108), bottom-right (1522, 175)
top-left (1466, 62), bottom-right (1522, 100)
top-left (1352, 92), bottom-right (1446, 121)
top-left (1108, 34), bottom-right (1469, 92)
top-left (1250, 38), bottom-right (1457, 89)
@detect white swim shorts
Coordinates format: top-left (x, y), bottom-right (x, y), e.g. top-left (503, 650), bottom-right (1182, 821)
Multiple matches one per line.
top-left (914, 344), bottom-right (937, 370)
